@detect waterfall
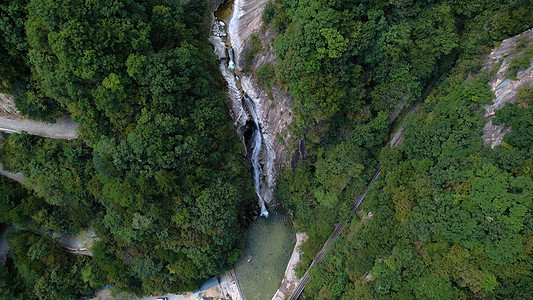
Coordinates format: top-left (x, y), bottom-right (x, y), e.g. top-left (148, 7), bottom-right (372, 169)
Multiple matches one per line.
top-left (244, 96), bottom-right (269, 217)
top-left (210, 1), bottom-right (269, 217)
top-left (228, 48), bottom-right (236, 71)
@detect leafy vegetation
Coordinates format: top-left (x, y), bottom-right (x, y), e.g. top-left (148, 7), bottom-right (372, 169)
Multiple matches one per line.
top-left (299, 69), bottom-right (532, 299)
top-left (506, 44), bottom-right (533, 80)
top-left (264, 0), bottom-right (533, 136)
top-left (0, 0), bottom-right (62, 120)
top-left (495, 85), bottom-right (533, 152)
top-left (1, 231), bottom-right (92, 299)
top-left (243, 34), bottom-right (263, 73)
top-left (266, 0), bottom-right (533, 298)
top-left (1, 0), bottom-right (255, 297)
top-left (1, 0), bottom-right (533, 298)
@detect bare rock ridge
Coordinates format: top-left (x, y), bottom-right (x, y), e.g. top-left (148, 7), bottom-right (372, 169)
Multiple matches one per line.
top-left (229, 0), bottom-right (294, 205)
top-left (482, 28), bottom-right (533, 148)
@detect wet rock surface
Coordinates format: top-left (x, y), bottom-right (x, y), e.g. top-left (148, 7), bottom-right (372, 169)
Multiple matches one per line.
top-left (210, 0), bottom-right (294, 208)
top-left (229, 0), bottom-right (267, 69)
top-left (482, 28), bottom-right (533, 148)
top-left (228, 0), bottom-right (294, 205)
top-left (239, 76), bottom-right (293, 203)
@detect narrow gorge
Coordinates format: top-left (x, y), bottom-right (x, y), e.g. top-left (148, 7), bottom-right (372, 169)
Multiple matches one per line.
top-left (210, 0), bottom-right (293, 215)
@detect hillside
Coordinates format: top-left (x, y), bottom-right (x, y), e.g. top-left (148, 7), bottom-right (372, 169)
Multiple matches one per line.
top-left (1, 0), bottom-right (532, 299)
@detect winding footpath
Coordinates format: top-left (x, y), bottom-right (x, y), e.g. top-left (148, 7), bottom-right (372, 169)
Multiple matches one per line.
top-left (0, 163), bottom-right (24, 183)
top-left (0, 112), bottom-right (82, 261)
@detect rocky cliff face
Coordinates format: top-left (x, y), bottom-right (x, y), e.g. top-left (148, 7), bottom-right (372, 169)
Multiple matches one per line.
top-left (482, 28), bottom-right (533, 148)
top-left (228, 0), bottom-right (294, 205)
top-left (229, 0), bottom-right (266, 68)
top-left (0, 93), bottom-right (19, 115)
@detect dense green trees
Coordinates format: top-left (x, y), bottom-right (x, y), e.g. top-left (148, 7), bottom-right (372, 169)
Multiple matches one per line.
top-left (1, 0), bottom-right (532, 298)
top-left (0, 0), bottom-right (62, 120)
top-left (495, 85), bottom-right (533, 152)
top-left (293, 43), bottom-right (533, 299)
top-left (266, 0), bottom-right (533, 299)
top-left (265, 0), bottom-right (533, 136)
top-left (1, 0), bottom-right (255, 297)
top-left (12, 231), bottom-right (92, 299)
top-left (0, 177), bottom-right (28, 225)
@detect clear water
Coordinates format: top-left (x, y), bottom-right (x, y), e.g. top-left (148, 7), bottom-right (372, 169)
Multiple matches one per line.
top-left (234, 213), bottom-right (295, 300)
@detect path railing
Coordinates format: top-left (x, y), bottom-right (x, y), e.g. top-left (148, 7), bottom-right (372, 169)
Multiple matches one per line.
top-left (287, 165), bottom-right (382, 300)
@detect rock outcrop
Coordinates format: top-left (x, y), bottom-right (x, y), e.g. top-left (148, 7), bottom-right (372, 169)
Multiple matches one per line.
top-left (0, 93), bottom-right (19, 115)
top-left (229, 0), bottom-right (267, 68)
top-left (482, 28), bottom-right (533, 148)
top-left (229, 0), bottom-right (294, 205)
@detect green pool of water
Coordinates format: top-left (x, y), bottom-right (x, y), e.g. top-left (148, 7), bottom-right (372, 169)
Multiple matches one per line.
top-left (234, 213), bottom-right (295, 300)
top-left (215, 0), bottom-right (234, 24)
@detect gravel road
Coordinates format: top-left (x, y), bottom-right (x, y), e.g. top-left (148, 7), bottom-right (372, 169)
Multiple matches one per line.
top-left (0, 114), bottom-right (78, 139)
top-left (0, 163), bottom-right (24, 183)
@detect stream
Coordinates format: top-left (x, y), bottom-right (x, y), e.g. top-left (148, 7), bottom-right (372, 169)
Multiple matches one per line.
top-left (244, 95), bottom-right (269, 216)
top-left (209, 1), bottom-right (299, 299)
top-left (210, 0), bottom-right (269, 217)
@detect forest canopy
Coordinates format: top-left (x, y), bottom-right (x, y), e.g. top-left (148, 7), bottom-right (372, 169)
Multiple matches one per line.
top-left (1, 0), bottom-right (255, 297)
top-left (0, 0), bottom-right (532, 298)
top-left (265, 0), bottom-right (533, 299)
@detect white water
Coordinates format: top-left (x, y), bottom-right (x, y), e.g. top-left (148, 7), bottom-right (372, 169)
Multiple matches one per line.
top-left (210, 3), bottom-right (268, 217)
top-left (209, 19), bottom-right (247, 131)
top-left (244, 96), bottom-right (269, 217)
top-left (228, 48), bottom-right (236, 71)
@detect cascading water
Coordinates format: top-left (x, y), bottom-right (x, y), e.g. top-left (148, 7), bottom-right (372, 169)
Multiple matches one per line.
top-left (244, 96), bottom-right (269, 217)
top-left (210, 0), bottom-right (268, 217)
top-left (228, 48), bottom-right (236, 72)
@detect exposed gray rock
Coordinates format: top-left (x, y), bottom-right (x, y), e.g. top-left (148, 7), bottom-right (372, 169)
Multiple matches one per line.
top-left (52, 226), bottom-right (97, 256)
top-left (229, 0), bottom-right (268, 70)
top-left (482, 28), bottom-right (533, 148)
top-left (227, 0), bottom-right (294, 205)
top-left (0, 93), bottom-right (19, 115)
top-left (240, 75), bottom-right (293, 204)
